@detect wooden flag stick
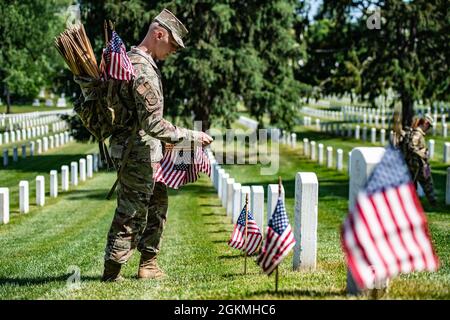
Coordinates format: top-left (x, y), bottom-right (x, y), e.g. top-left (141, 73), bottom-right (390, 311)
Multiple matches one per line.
top-left (275, 176), bottom-right (282, 292)
top-left (244, 193), bottom-right (249, 275)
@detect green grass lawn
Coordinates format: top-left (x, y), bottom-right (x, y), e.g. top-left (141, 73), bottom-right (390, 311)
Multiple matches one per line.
top-left (0, 136), bottom-right (448, 299)
top-left (0, 104), bottom-right (72, 114)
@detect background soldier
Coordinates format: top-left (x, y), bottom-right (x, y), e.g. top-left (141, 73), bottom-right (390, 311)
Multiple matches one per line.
top-left (102, 9), bottom-right (213, 281)
top-left (399, 114), bottom-right (437, 206)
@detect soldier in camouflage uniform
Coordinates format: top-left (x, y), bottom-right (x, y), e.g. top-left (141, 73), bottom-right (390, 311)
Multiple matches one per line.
top-left (400, 114), bottom-right (437, 206)
top-left (102, 9), bottom-right (213, 281)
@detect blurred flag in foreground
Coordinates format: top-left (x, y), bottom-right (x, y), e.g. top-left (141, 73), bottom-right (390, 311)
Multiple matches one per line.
top-left (341, 145), bottom-right (439, 290)
top-left (154, 143), bottom-right (211, 189)
top-left (228, 206), bottom-right (263, 255)
top-left (257, 197), bottom-right (296, 275)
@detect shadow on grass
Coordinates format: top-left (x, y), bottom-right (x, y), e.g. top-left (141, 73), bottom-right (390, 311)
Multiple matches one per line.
top-left (243, 288), bottom-right (346, 298)
top-left (209, 229), bottom-right (229, 234)
top-left (65, 189), bottom-right (113, 201)
top-left (0, 274), bottom-right (101, 287)
top-left (218, 254), bottom-right (242, 260)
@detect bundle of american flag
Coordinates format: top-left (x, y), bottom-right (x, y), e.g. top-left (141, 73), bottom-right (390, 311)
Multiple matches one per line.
top-left (341, 145), bottom-right (439, 290)
top-left (257, 196), bottom-right (296, 275)
top-left (154, 143), bottom-right (211, 189)
top-left (228, 206), bottom-right (263, 255)
top-left (100, 30), bottom-right (135, 81)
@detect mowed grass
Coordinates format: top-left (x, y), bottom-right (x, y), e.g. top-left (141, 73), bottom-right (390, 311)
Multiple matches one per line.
top-left (0, 105), bottom-right (72, 114)
top-left (0, 135), bottom-right (448, 299)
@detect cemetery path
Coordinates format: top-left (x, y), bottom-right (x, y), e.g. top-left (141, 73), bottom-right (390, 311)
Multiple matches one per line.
top-left (0, 144), bottom-right (448, 299)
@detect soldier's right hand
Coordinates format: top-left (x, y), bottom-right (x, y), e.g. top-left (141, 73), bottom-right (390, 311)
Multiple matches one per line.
top-left (197, 132), bottom-right (213, 147)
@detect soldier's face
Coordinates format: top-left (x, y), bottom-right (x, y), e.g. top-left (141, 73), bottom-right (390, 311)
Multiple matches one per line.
top-left (155, 29), bottom-right (179, 60)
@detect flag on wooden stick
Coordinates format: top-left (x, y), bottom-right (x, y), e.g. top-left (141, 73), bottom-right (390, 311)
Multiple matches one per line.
top-left (257, 196), bottom-right (296, 275)
top-left (154, 142), bottom-right (211, 189)
top-left (100, 31), bottom-right (135, 81)
top-left (228, 206), bottom-right (263, 255)
top-left (341, 145), bottom-right (439, 290)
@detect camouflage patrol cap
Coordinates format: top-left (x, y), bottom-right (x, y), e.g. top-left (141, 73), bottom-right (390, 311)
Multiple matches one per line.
top-left (424, 114), bottom-right (434, 127)
top-left (153, 9), bottom-right (188, 48)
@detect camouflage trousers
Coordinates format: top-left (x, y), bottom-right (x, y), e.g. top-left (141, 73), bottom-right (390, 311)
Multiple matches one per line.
top-left (104, 159), bottom-right (168, 264)
top-left (409, 162), bottom-right (437, 205)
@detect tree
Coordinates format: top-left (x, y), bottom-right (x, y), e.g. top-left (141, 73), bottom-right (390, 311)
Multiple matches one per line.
top-left (312, 0), bottom-right (449, 126)
top-left (79, 0), bottom-right (303, 130)
top-left (0, 0), bottom-right (71, 113)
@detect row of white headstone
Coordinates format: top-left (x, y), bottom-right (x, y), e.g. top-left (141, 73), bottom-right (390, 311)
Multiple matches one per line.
top-left (2, 131), bottom-right (72, 167)
top-left (0, 110), bottom-right (74, 131)
top-left (237, 116), bottom-right (259, 131)
top-left (0, 121), bottom-right (68, 146)
top-left (0, 154), bottom-right (100, 224)
top-left (207, 150), bottom-right (320, 270)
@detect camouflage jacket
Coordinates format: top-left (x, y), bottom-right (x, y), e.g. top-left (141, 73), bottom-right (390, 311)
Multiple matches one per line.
top-left (110, 46), bottom-right (196, 163)
top-left (403, 127), bottom-right (429, 167)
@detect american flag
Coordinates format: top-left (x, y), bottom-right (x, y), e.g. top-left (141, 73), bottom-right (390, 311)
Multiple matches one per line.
top-left (228, 206), bottom-right (263, 255)
top-left (341, 145), bottom-right (439, 290)
top-left (154, 143), bottom-right (211, 189)
top-left (100, 31), bottom-right (135, 81)
top-left (257, 197), bottom-right (296, 275)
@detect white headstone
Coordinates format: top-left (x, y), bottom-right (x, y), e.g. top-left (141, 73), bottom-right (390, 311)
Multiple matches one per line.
top-left (86, 155), bottom-right (93, 178)
top-left (371, 128), bottom-right (376, 144)
top-left (267, 184), bottom-right (285, 224)
top-left (380, 129), bottom-right (386, 145)
top-left (240, 186), bottom-right (251, 217)
top-left (251, 186), bottom-right (264, 231)
top-left (226, 178), bottom-right (235, 216)
top-left (43, 137), bottom-right (48, 152)
top-left (36, 176), bottom-right (45, 206)
top-left (217, 169), bottom-right (225, 198)
top-left (355, 125), bottom-right (360, 140)
top-left (61, 165), bottom-right (69, 191)
top-left (428, 139), bottom-right (435, 160)
top-left (362, 127), bottom-right (367, 142)
top-left (232, 183), bottom-right (242, 223)
top-left (19, 181), bottom-right (29, 214)
top-left (21, 144), bottom-right (26, 159)
top-left (310, 141), bottom-right (316, 160)
top-left (293, 172), bottom-right (318, 270)
top-left (79, 159), bottom-right (87, 182)
top-left (49, 136), bottom-right (54, 149)
top-left (348, 147), bottom-right (385, 211)
top-left (93, 154), bottom-right (99, 172)
top-left (36, 139), bottom-right (42, 155)
top-left (444, 143), bottom-right (450, 164)
top-left (291, 133), bottom-right (297, 148)
top-left (221, 173), bottom-right (230, 207)
top-left (303, 138), bottom-right (309, 156)
top-left (318, 143), bottom-right (324, 164)
top-left (443, 124), bottom-right (448, 138)
top-left (0, 188), bottom-right (9, 224)
top-left (71, 162), bottom-right (78, 186)
top-left (446, 168), bottom-right (450, 205)
top-left (347, 148), bottom-right (387, 294)
top-left (336, 149), bottom-right (343, 171)
top-left (50, 170), bottom-right (58, 198)
top-left (326, 146), bottom-right (333, 168)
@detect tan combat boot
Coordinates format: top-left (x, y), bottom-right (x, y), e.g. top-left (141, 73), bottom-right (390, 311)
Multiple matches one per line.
top-left (138, 252), bottom-right (165, 279)
top-left (101, 260), bottom-right (124, 282)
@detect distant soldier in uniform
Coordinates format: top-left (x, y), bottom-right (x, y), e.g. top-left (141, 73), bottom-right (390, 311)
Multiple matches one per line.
top-left (102, 9), bottom-right (213, 281)
top-left (398, 114), bottom-right (437, 206)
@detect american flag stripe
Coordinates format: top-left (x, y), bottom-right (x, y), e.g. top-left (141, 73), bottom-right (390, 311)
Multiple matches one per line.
top-left (259, 226), bottom-right (295, 274)
top-left (342, 146), bottom-right (439, 290)
top-left (101, 31), bottom-right (134, 81)
top-left (155, 145), bottom-right (211, 189)
top-left (228, 208), bottom-right (262, 255)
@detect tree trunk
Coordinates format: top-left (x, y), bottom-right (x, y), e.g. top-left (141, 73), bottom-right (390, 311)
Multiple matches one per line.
top-left (5, 85), bottom-right (11, 114)
top-left (401, 92), bottom-right (414, 128)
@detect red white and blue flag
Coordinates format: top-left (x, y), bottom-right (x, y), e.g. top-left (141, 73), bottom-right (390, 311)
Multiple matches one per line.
top-left (228, 206), bottom-right (263, 255)
top-left (154, 143), bottom-right (211, 189)
top-left (341, 145), bottom-right (439, 290)
top-left (100, 31), bottom-right (135, 81)
top-left (257, 197), bottom-right (296, 275)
